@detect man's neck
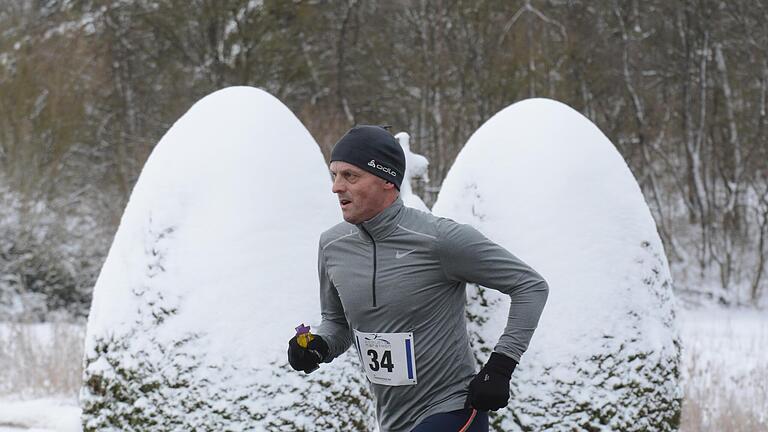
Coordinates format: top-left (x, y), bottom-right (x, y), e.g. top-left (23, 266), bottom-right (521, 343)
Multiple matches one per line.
top-left (365, 193), bottom-right (399, 222)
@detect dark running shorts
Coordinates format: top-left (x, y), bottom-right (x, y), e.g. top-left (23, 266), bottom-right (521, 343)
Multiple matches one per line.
top-left (410, 408), bottom-right (489, 432)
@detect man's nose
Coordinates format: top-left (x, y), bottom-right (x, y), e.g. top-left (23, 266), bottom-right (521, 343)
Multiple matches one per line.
top-left (331, 176), bottom-right (344, 194)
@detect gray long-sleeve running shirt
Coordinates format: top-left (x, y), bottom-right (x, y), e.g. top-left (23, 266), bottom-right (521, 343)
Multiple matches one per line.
top-left (315, 197), bottom-right (548, 432)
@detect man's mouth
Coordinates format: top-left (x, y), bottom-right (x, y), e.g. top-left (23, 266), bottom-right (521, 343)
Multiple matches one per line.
top-left (340, 199), bottom-right (352, 208)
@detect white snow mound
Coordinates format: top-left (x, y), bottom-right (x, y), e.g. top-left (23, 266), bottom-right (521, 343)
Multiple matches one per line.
top-left (81, 87), bottom-right (374, 431)
top-left (433, 98), bottom-right (681, 431)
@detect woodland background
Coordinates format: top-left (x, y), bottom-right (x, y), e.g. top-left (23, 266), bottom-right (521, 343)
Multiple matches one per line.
top-left (1, 0), bottom-right (767, 321)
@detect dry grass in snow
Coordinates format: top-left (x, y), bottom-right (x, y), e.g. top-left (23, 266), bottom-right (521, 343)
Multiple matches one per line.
top-left (679, 307), bottom-right (768, 432)
top-left (0, 322), bottom-right (84, 398)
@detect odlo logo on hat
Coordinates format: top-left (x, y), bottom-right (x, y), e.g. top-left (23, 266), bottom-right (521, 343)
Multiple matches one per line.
top-left (368, 159), bottom-right (397, 177)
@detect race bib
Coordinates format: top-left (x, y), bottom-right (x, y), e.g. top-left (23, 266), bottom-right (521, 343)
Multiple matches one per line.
top-left (353, 329), bottom-right (417, 386)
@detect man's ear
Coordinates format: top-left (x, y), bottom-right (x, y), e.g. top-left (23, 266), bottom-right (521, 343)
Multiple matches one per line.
top-left (383, 180), bottom-right (395, 190)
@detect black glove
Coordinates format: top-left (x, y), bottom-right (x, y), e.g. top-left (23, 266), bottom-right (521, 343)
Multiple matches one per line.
top-left (465, 352), bottom-right (518, 411)
top-left (287, 335), bottom-right (329, 374)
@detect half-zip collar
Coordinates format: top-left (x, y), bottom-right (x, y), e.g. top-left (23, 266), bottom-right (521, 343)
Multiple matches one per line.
top-left (356, 196), bottom-right (405, 242)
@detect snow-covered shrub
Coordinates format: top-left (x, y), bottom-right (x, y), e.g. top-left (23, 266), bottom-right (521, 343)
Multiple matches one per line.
top-left (81, 87), bottom-right (375, 431)
top-left (433, 98), bottom-right (682, 431)
top-left (0, 183), bottom-right (103, 321)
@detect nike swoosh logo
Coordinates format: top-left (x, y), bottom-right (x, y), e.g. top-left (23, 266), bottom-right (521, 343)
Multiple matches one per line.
top-left (395, 249), bottom-right (417, 259)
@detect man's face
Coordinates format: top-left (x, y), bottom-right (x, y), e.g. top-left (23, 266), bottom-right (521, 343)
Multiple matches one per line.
top-left (330, 161), bottom-right (393, 224)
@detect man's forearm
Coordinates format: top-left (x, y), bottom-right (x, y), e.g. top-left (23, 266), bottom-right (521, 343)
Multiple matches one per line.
top-left (494, 277), bottom-right (549, 362)
top-left (317, 242), bottom-right (353, 362)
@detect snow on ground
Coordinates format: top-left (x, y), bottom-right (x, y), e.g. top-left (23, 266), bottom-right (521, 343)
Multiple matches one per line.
top-left (680, 307), bottom-right (768, 391)
top-left (679, 306), bottom-right (768, 431)
top-left (0, 398), bottom-right (80, 432)
top-left (0, 322), bottom-right (82, 403)
top-left (1, 308), bottom-right (765, 431)
top-left (0, 321), bottom-right (83, 432)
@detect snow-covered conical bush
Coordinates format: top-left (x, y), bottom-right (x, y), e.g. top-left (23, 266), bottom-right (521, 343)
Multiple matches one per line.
top-left (433, 98), bottom-right (681, 431)
top-left (81, 87), bottom-right (375, 431)
top-left (394, 132), bottom-right (430, 212)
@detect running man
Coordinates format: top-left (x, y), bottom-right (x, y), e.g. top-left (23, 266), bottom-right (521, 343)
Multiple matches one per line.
top-left (288, 125), bottom-right (549, 431)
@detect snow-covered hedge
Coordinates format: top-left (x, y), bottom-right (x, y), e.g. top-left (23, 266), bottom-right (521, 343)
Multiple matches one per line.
top-left (80, 87), bottom-right (375, 431)
top-left (433, 98), bottom-right (682, 431)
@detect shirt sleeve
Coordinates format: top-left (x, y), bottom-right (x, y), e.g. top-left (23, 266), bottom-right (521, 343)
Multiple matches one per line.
top-left (436, 219), bottom-right (549, 363)
top-left (314, 241), bottom-right (353, 362)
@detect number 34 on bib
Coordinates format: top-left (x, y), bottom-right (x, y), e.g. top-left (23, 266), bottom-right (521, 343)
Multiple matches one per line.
top-left (353, 330), bottom-right (418, 386)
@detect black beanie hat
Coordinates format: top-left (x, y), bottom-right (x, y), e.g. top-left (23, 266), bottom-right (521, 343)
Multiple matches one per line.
top-left (330, 125), bottom-right (406, 190)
